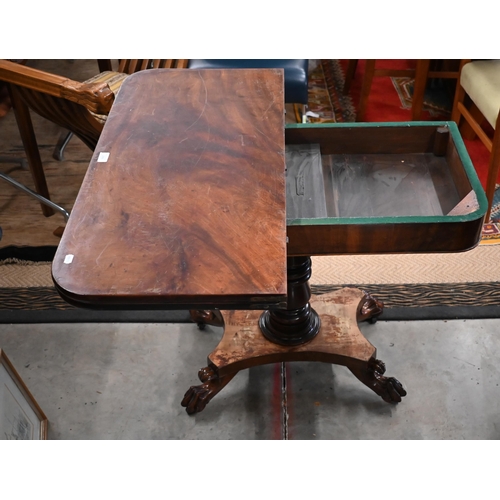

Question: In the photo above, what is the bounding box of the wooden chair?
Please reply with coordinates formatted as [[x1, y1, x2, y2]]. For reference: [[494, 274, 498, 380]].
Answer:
[[53, 59, 189, 159], [343, 59, 462, 122], [0, 59, 116, 218], [0, 59, 187, 219], [451, 59, 500, 222]]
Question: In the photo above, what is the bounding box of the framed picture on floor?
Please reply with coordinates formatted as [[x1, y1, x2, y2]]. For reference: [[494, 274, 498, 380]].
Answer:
[[0, 349, 48, 440]]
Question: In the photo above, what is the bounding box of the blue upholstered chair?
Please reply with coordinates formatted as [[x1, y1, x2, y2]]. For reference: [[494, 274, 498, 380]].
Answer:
[[187, 59, 309, 121]]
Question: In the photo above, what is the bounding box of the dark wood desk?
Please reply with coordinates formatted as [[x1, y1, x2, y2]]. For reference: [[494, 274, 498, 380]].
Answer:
[[53, 69, 487, 415]]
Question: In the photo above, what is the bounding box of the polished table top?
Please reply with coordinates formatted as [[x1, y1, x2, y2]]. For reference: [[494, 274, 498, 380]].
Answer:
[[52, 69, 288, 310]]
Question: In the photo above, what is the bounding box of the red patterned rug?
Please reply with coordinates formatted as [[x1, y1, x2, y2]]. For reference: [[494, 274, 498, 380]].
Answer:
[[308, 60, 450, 122], [391, 77, 452, 119]]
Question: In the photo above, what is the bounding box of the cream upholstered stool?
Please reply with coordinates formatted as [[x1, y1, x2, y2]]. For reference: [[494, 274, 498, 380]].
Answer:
[[451, 59, 500, 221]]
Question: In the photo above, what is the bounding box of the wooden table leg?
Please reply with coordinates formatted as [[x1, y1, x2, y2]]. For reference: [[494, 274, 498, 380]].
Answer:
[[181, 288, 406, 414], [181, 367, 237, 415]]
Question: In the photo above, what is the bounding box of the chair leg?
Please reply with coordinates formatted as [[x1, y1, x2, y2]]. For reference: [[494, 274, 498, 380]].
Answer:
[[450, 59, 476, 138], [451, 60, 470, 124], [357, 60, 376, 122], [484, 114, 500, 222], [451, 81, 466, 124], [8, 84, 54, 217], [53, 130, 74, 161], [452, 87, 484, 142], [459, 102, 485, 141], [411, 59, 430, 121], [343, 59, 358, 95], [0, 171, 70, 222], [97, 59, 113, 72], [0, 156, 27, 169], [292, 104, 308, 123], [293, 103, 301, 123]]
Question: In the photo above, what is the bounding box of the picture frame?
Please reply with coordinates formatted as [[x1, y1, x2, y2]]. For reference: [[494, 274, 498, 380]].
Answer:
[[0, 349, 48, 440]]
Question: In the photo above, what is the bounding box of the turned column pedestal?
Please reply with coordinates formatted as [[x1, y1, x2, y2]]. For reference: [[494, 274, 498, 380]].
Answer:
[[184, 257, 406, 415]]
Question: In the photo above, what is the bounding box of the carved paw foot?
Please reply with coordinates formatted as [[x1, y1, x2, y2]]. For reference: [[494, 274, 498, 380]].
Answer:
[[189, 310, 224, 330], [181, 366, 235, 415], [349, 358, 407, 404], [357, 291, 384, 323], [368, 358, 407, 403]]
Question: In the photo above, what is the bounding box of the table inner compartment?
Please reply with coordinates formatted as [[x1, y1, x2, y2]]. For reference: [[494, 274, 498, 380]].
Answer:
[[286, 144, 461, 219]]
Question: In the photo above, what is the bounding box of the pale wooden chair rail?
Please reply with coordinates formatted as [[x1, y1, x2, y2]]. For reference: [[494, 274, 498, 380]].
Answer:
[[0, 59, 116, 219], [0, 59, 189, 221], [0, 60, 115, 115]]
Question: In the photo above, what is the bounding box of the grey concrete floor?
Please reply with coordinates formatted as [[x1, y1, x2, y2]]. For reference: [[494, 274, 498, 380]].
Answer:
[[1, 317, 499, 439]]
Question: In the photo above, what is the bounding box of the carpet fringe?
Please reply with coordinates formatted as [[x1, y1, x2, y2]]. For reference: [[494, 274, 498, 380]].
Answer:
[[0, 258, 49, 266]]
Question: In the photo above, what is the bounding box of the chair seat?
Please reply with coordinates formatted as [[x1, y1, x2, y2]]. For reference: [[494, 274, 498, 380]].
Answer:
[[187, 59, 309, 104], [461, 60, 500, 129]]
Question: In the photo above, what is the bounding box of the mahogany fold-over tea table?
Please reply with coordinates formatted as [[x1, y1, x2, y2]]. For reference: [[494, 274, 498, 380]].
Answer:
[[52, 69, 487, 415]]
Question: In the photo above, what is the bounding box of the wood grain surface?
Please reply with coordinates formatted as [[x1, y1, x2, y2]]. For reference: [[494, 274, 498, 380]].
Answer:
[[52, 69, 287, 309], [209, 288, 377, 377]]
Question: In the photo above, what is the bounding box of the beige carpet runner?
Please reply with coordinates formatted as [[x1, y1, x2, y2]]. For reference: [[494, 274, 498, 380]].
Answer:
[[2, 243, 500, 312], [2, 244, 498, 289], [311, 245, 499, 285], [1, 259, 54, 287]]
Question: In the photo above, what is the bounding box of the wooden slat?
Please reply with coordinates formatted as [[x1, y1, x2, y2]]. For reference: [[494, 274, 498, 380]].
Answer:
[[8, 84, 54, 216], [127, 59, 138, 73], [458, 102, 493, 151], [116, 59, 189, 72], [117, 59, 127, 73]]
